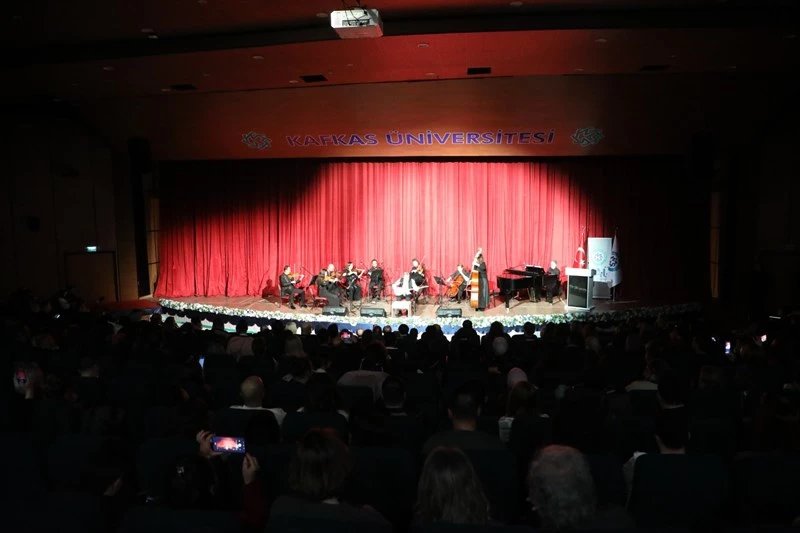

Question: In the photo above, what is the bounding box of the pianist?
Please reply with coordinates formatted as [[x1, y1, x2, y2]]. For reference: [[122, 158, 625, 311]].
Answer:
[[542, 260, 561, 303]]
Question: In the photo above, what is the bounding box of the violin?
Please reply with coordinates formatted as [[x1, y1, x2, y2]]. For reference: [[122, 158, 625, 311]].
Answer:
[[323, 271, 342, 283]]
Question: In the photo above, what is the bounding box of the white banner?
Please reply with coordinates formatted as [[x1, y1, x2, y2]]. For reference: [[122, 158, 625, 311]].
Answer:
[[587, 237, 613, 283]]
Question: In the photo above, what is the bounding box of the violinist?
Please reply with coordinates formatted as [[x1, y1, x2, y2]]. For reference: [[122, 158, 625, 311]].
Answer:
[[367, 259, 384, 302], [446, 264, 470, 301], [343, 261, 363, 302], [317, 267, 341, 307], [410, 258, 425, 287], [279, 265, 306, 309]]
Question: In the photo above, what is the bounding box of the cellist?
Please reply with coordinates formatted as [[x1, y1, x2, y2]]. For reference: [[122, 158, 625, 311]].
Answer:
[[445, 264, 470, 301]]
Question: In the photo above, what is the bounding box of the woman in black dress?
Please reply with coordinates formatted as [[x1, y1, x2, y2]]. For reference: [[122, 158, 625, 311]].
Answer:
[[472, 247, 489, 311]]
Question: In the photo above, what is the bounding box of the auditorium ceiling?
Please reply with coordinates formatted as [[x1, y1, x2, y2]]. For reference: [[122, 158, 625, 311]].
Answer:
[[3, 0, 798, 101], [3, 0, 798, 158]]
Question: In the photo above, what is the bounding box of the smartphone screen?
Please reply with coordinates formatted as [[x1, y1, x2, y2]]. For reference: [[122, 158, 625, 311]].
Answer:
[[198, 356, 205, 369], [724, 341, 731, 355], [760, 334, 767, 343], [14, 369, 27, 384], [211, 436, 246, 454], [340, 331, 350, 339]]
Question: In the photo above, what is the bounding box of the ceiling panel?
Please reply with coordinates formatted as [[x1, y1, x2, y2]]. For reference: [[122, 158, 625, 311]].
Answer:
[[6, 27, 796, 103], [4, 0, 747, 47]]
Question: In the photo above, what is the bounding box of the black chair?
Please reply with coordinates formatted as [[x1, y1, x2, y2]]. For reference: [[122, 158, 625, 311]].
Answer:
[[439, 415, 500, 437], [628, 453, 729, 528], [347, 447, 417, 528], [119, 506, 240, 533], [687, 416, 737, 458], [508, 415, 552, 474], [282, 411, 349, 442], [267, 503, 392, 533], [338, 385, 376, 412], [47, 434, 118, 490], [379, 415, 427, 454], [628, 389, 660, 416], [1, 492, 105, 533], [733, 453, 800, 525], [411, 524, 535, 533], [270, 380, 307, 413], [462, 448, 519, 524], [585, 453, 627, 508], [136, 437, 199, 500], [223, 443, 294, 505], [610, 415, 658, 457], [0, 432, 46, 498]]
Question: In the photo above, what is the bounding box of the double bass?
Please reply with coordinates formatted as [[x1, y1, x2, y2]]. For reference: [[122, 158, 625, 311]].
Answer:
[[470, 247, 483, 309]]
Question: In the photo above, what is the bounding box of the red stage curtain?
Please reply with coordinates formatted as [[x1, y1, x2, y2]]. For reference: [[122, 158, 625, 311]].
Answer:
[[155, 158, 708, 301]]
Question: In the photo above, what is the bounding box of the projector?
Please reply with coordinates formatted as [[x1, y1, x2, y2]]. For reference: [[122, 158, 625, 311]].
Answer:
[[330, 8, 383, 39]]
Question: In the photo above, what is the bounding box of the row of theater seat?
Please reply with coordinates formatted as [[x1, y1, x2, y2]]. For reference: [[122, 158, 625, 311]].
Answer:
[[4, 430, 799, 530]]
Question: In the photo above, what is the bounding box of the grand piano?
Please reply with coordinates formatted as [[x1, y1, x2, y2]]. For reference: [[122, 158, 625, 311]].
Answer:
[[496, 265, 544, 310]]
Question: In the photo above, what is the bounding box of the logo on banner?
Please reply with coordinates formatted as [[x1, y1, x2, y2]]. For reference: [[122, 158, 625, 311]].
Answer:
[[571, 127, 604, 147], [608, 253, 619, 271], [242, 131, 272, 150], [592, 251, 606, 266]]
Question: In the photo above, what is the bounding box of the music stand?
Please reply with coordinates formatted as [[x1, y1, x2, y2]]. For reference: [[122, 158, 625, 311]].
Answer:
[[433, 276, 448, 305]]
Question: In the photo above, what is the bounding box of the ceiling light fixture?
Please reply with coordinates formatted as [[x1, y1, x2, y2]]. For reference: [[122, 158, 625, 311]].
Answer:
[[252, 55, 264, 60], [316, 12, 328, 18], [147, 34, 159, 39], [594, 37, 607, 43], [102, 66, 114, 71], [510, 1, 523, 6], [425, 72, 437, 77], [161, 87, 172, 92], [417, 42, 429, 48], [289, 79, 299, 83]]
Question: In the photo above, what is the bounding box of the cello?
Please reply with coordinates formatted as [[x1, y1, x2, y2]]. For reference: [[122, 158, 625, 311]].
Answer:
[[470, 247, 483, 309], [445, 275, 464, 298]]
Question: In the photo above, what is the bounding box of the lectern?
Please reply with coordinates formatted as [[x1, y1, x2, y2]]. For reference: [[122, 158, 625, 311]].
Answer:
[[564, 268, 596, 311]]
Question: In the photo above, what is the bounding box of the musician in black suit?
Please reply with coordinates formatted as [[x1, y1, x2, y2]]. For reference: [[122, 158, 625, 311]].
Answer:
[[367, 259, 384, 302], [409, 258, 426, 302], [343, 261, 363, 302], [447, 264, 471, 301], [317, 267, 340, 307], [545, 260, 561, 304], [472, 248, 489, 311], [279, 265, 306, 309]]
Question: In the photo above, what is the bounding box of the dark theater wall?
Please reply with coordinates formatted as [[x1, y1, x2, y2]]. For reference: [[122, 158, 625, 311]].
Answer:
[[0, 116, 136, 301], [81, 74, 786, 161]]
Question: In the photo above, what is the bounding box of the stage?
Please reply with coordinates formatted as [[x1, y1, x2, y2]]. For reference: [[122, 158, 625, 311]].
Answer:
[[158, 295, 700, 335]]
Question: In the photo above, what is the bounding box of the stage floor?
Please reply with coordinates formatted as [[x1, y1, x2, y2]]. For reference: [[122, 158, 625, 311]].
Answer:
[[158, 295, 699, 334]]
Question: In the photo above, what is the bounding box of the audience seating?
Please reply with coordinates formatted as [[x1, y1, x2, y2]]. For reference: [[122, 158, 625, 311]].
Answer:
[[461, 448, 519, 524], [282, 411, 350, 442], [338, 384, 376, 411], [4, 295, 799, 532], [348, 447, 418, 527], [733, 453, 800, 525], [136, 438, 199, 500], [119, 506, 240, 533], [628, 453, 729, 528]]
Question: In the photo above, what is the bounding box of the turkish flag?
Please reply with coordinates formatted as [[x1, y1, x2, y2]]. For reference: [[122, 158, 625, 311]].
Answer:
[[573, 245, 586, 268]]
